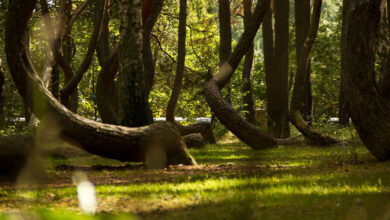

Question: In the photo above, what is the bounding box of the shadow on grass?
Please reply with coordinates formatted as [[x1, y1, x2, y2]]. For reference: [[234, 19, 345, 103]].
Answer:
[[139, 191, 390, 220]]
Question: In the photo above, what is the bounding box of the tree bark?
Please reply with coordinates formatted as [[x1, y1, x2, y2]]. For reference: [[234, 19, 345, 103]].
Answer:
[[242, 0, 255, 123], [166, 0, 187, 122], [218, 0, 232, 104], [342, 0, 390, 161], [117, 0, 152, 127], [5, 0, 196, 166], [290, 0, 339, 146], [204, 0, 277, 150]]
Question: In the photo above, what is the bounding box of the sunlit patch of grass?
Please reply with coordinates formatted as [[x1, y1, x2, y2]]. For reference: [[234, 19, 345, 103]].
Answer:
[[0, 139, 389, 219]]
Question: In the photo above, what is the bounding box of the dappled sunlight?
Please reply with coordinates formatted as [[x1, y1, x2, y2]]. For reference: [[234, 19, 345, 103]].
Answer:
[[0, 142, 389, 219]]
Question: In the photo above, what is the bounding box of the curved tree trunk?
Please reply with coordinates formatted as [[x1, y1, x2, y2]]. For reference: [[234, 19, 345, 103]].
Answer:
[[5, 0, 196, 166], [242, 0, 255, 124], [204, 0, 277, 150], [166, 0, 187, 122], [342, 0, 390, 161], [290, 0, 339, 146]]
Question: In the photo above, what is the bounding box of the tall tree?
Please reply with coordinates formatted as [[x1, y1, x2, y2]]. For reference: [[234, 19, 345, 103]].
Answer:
[[242, 0, 255, 123], [117, 0, 151, 127], [342, 0, 390, 161], [295, 0, 313, 124], [289, 0, 338, 145], [263, 0, 290, 138], [166, 0, 187, 122], [218, 0, 232, 104], [5, 0, 196, 167], [338, 0, 350, 126]]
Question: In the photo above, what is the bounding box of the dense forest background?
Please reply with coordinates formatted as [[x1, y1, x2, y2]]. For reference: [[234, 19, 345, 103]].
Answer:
[[0, 0, 342, 126]]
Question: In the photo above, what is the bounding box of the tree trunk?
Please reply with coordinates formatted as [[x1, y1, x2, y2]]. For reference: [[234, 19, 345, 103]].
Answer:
[[338, 0, 350, 126], [242, 0, 255, 123], [295, 0, 313, 124], [0, 60, 4, 127], [96, 50, 120, 124], [273, 0, 290, 138], [342, 0, 390, 161], [290, 0, 339, 146], [94, 0, 120, 125], [60, 0, 79, 112], [166, 0, 187, 122], [5, 0, 196, 166], [218, 0, 232, 104], [176, 122, 216, 144], [263, 0, 290, 138], [142, 0, 163, 98], [49, 63, 60, 99], [142, 0, 163, 122], [117, 0, 152, 127], [183, 133, 205, 148], [204, 0, 277, 150]]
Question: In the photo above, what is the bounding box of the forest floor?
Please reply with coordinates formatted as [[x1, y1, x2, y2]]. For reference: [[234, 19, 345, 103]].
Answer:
[[0, 130, 389, 219]]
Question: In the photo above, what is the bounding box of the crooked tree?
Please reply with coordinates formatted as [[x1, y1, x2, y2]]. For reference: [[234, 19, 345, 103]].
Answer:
[[5, 0, 196, 167], [289, 0, 339, 146], [342, 0, 390, 161], [204, 0, 277, 150]]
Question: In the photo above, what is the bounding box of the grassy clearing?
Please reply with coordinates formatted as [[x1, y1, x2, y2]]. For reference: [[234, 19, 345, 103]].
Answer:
[[0, 137, 389, 219]]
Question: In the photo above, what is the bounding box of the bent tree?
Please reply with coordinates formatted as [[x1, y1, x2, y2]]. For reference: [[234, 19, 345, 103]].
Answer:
[[342, 0, 390, 161], [204, 0, 277, 150], [289, 0, 339, 146], [5, 0, 196, 166]]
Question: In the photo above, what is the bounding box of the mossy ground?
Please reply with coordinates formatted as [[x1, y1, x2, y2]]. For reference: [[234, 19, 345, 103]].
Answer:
[[0, 130, 389, 220]]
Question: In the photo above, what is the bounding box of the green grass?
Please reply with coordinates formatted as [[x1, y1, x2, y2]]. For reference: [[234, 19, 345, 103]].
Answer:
[[0, 140, 389, 219]]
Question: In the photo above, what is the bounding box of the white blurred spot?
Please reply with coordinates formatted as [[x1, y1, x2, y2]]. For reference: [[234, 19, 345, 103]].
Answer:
[[73, 172, 97, 214]]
